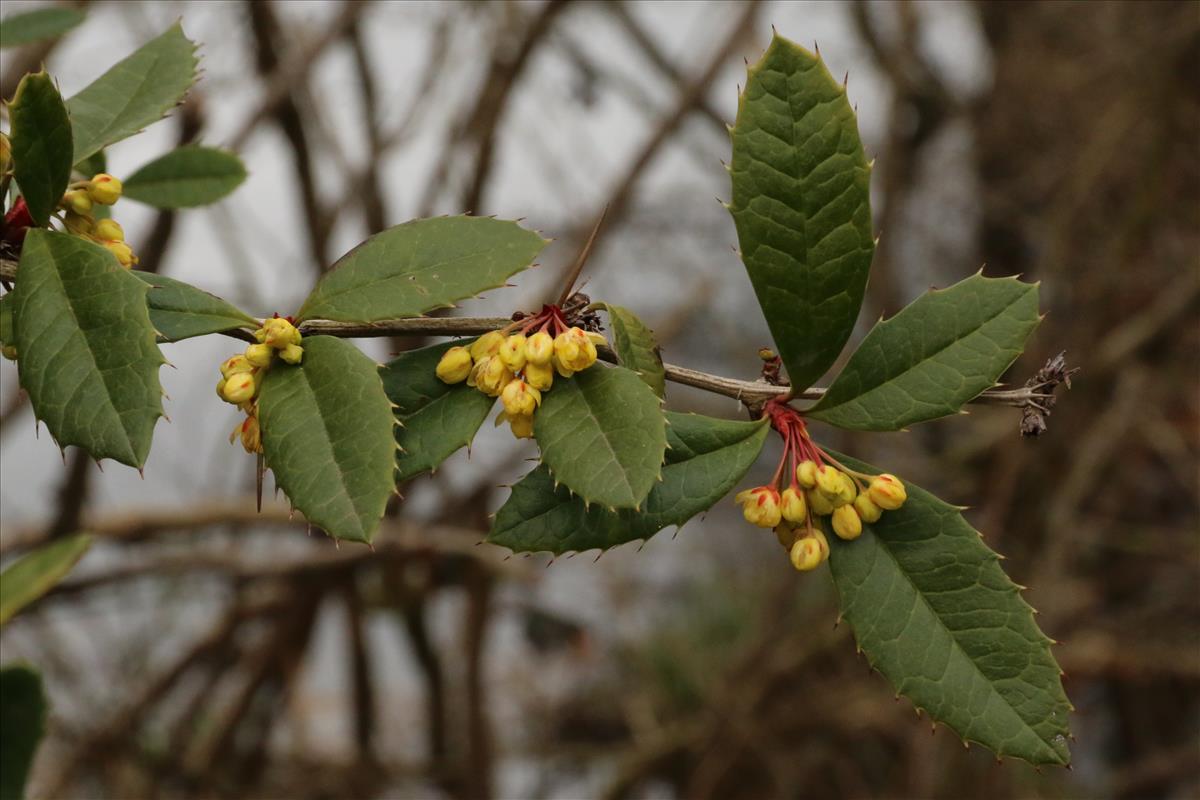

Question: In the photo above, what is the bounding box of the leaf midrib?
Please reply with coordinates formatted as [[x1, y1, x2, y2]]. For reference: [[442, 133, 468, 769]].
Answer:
[[298, 365, 364, 539], [572, 373, 640, 503]]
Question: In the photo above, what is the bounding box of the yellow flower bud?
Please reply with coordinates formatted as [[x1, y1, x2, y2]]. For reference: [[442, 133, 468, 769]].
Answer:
[[795, 459, 819, 489], [470, 330, 505, 361], [816, 465, 843, 499], [790, 536, 824, 571], [552, 352, 575, 379], [1, 344, 17, 361], [93, 218, 124, 242], [508, 412, 535, 439], [525, 331, 554, 366], [87, 173, 123, 205], [774, 523, 797, 550], [780, 486, 807, 523], [554, 327, 596, 372], [807, 489, 835, 516], [499, 334, 527, 372], [868, 474, 907, 510], [230, 414, 262, 454], [524, 360, 554, 391], [261, 317, 300, 349], [245, 344, 273, 368], [221, 372, 256, 404], [475, 356, 511, 396], [63, 211, 93, 236], [216, 377, 226, 399], [734, 486, 782, 528], [103, 240, 136, 268], [853, 493, 882, 523], [501, 379, 540, 417], [837, 472, 857, 504], [220, 354, 254, 378], [831, 504, 863, 541], [279, 343, 304, 365], [436, 346, 473, 383], [809, 527, 831, 561], [63, 189, 93, 215]]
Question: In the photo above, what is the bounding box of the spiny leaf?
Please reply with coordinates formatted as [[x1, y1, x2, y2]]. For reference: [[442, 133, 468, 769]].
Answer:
[[0, 666, 47, 800], [533, 365, 667, 510], [67, 23, 199, 164], [258, 336, 396, 543], [131, 272, 258, 343], [0, 7, 85, 48], [9, 72, 73, 225], [12, 230, 165, 467], [808, 274, 1040, 430], [123, 145, 247, 208], [825, 449, 1071, 766], [379, 339, 495, 481], [491, 413, 768, 554], [295, 216, 546, 323], [0, 534, 91, 626], [729, 33, 874, 391], [597, 303, 665, 398]]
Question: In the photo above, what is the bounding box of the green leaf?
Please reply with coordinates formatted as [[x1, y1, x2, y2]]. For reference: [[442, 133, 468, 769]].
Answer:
[[12, 230, 165, 467], [131, 272, 258, 343], [533, 365, 666, 510], [491, 413, 768, 554], [66, 23, 199, 164], [0, 7, 85, 48], [0, 666, 46, 800], [808, 274, 1040, 430], [8, 72, 73, 225], [0, 534, 91, 626], [295, 216, 547, 323], [598, 303, 665, 398], [258, 336, 396, 543], [123, 145, 247, 208], [0, 292, 12, 348], [74, 149, 106, 178], [729, 33, 875, 391], [825, 450, 1070, 766], [379, 339, 496, 481]]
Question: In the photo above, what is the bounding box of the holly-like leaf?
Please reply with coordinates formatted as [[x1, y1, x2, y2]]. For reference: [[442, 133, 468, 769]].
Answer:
[[729, 33, 874, 391], [258, 336, 396, 543], [825, 450, 1071, 766], [380, 339, 495, 481], [0, 7, 85, 48], [491, 413, 768, 554], [598, 303, 665, 398], [8, 72, 73, 225], [808, 274, 1040, 430], [0, 666, 47, 800], [533, 365, 666, 510], [295, 216, 546, 323], [123, 145, 247, 208], [12, 230, 165, 467], [0, 534, 91, 626], [131, 272, 258, 343], [67, 23, 199, 164]]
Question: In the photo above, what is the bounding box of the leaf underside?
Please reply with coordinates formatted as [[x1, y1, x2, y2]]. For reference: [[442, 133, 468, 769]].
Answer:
[[123, 145, 247, 208], [131, 272, 258, 343], [258, 335, 396, 543], [296, 216, 547, 324], [729, 33, 875, 392], [66, 23, 199, 164], [0, 534, 92, 625], [0, 7, 85, 48], [599, 303, 666, 398], [379, 339, 495, 481], [9, 72, 73, 225], [0, 666, 47, 800], [533, 365, 667, 510], [809, 273, 1041, 430], [825, 449, 1071, 766], [13, 230, 165, 467], [491, 412, 769, 554]]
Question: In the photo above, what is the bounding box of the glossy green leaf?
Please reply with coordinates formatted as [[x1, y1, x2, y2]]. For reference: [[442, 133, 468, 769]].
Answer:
[[729, 33, 874, 391], [0, 666, 46, 800], [0, 7, 84, 48], [258, 336, 396, 543], [533, 365, 666, 509], [491, 413, 768, 554], [123, 145, 247, 208], [0, 534, 91, 625], [598, 303, 665, 398], [131, 272, 258, 343], [380, 339, 495, 481], [8, 72, 73, 225], [12, 230, 165, 467], [74, 149, 106, 178], [825, 450, 1070, 766], [67, 23, 199, 164], [296, 216, 546, 323], [808, 274, 1040, 430]]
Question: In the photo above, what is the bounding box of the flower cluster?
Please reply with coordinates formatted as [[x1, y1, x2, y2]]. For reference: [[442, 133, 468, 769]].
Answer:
[[435, 304, 602, 438], [735, 399, 908, 573], [214, 317, 304, 454], [59, 173, 139, 268]]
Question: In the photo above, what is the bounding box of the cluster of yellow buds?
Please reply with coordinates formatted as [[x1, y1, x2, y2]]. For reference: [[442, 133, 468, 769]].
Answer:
[[58, 174, 138, 267], [435, 305, 602, 439], [735, 399, 908, 574], [214, 317, 303, 454]]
